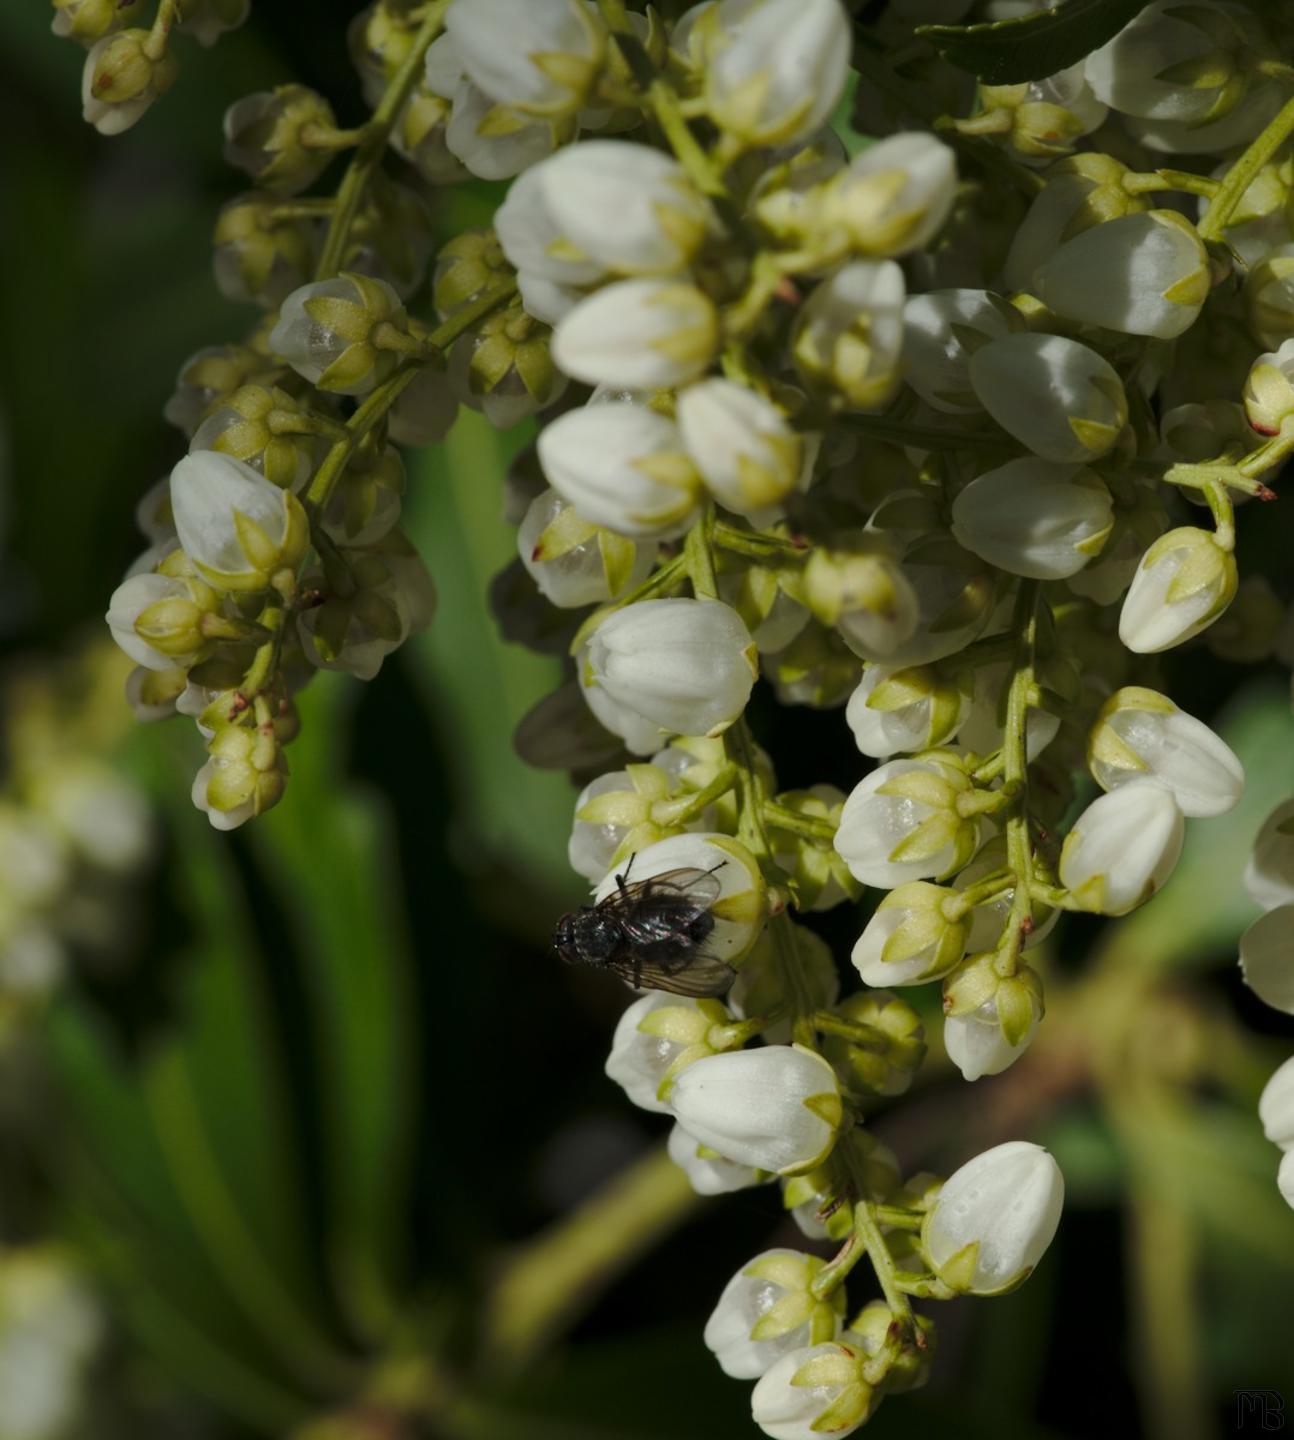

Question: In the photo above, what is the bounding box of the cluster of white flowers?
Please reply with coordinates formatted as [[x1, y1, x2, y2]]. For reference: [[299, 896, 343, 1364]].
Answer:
[[93, 0, 1294, 1426]]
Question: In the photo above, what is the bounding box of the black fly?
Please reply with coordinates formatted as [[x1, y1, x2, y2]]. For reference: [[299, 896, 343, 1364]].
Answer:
[[552, 857, 735, 997]]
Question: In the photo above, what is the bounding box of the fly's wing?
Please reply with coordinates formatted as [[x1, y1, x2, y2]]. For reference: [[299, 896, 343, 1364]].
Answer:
[[605, 950, 735, 998], [600, 866, 723, 924]]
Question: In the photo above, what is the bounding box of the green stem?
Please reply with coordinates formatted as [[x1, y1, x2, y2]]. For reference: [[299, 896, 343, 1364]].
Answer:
[[314, 0, 451, 279], [812, 1011, 890, 1052], [995, 582, 1041, 977], [852, 1200, 914, 1326], [1198, 90, 1294, 241], [762, 802, 838, 843], [483, 1145, 699, 1373]]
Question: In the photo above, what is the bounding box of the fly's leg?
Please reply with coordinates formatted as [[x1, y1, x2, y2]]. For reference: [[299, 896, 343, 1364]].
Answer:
[[616, 850, 637, 895]]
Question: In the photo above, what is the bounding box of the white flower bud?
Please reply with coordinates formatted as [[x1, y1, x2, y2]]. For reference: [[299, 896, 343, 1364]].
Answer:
[[212, 194, 317, 308], [704, 1249, 844, 1380], [1259, 1056, 1294, 1151], [444, 0, 605, 118], [922, 1141, 1063, 1295], [105, 570, 217, 672], [222, 85, 338, 196], [846, 663, 968, 759], [538, 399, 702, 539], [1118, 526, 1237, 653], [1085, 0, 1257, 126], [192, 725, 288, 831], [968, 334, 1127, 462], [552, 278, 719, 389], [520, 142, 715, 277], [852, 881, 968, 986], [706, 0, 851, 149], [834, 756, 980, 889], [1087, 687, 1243, 818], [1059, 780, 1185, 916], [593, 831, 767, 966], [668, 1122, 767, 1195], [1245, 799, 1294, 911], [1034, 211, 1209, 339], [943, 997, 1039, 1081], [1242, 337, 1294, 436], [567, 759, 708, 884], [170, 452, 308, 592], [604, 991, 733, 1113], [951, 460, 1113, 581], [298, 537, 434, 680], [793, 261, 905, 411], [585, 598, 758, 740], [901, 288, 1022, 414], [677, 379, 802, 518], [81, 28, 178, 135], [1239, 905, 1294, 1015], [803, 538, 920, 661], [669, 1044, 843, 1174], [494, 162, 608, 289], [268, 273, 408, 396], [750, 1341, 876, 1440], [823, 131, 958, 258], [53, 0, 147, 44], [518, 489, 656, 608], [443, 75, 560, 180]]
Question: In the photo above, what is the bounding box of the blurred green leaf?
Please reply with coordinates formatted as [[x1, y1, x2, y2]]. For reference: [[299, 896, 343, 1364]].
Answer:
[[403, 410, 581, 906], [1104, 684, 1294, 971], [251, 671, 417, 1341]]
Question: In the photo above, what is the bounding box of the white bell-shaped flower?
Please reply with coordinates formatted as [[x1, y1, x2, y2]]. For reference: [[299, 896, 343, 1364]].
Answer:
[[851, 881, 968, 987], [944, 1000, 1039, 1082], [1085, 0, 1257, 125], [584, 598, 758, 740], [846, 663, 969, 759], [704, 1249, 844, 1381], [670, 1044, 842, 1174], [1239, 905, 1294, 1015], [668, 1122, 767, 1195], [750, 1341, 876, 1440], [823, 131, 958, 258], [922, 1140, 1064, 1294], [1118, 526, 1237, 653], [604, 991, 732, 1114], [268, 273, 407, 396], [901, 289, 1022, 413], [1059, 780, 1185, 916], [517, 489, 656, 608], [444, 0, 605, 118], [1245, 799, 1294, 911], [1034, 211, 1209, 339], [677, 379, 802, 518], [1241, 337, 1294, 436], [81, 28, 177, 135], [105, 571, 214, 672], [1087, 686, 1243, 818], [793, 261, 905, 411], [969, 333, 1127, 462], [1003, 154, 1141, 292], [593, 831, 767, 965], [537, 399, 702, 539], [518, 141, 715, 277], [951, 460, 1113, 580], [444, 75, 559, 180], [169, 452, 308, 592], [834, 756, 979, 889], [552, 278, 719, 389], [706, 0, 851, 149], [1259, 1056, 1294, 1151], [494, 161, 609, 288]]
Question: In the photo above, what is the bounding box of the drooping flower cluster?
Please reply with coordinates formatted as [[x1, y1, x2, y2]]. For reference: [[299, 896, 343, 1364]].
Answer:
[[97, 0, 1294, 1430]]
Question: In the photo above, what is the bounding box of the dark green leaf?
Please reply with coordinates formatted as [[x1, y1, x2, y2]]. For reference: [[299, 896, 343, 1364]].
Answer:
[[916, 0, 1145, 84]]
